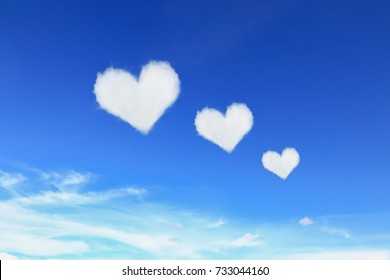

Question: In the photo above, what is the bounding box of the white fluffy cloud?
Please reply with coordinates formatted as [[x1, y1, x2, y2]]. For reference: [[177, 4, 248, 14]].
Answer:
[[262, 147, 300, 179], [299, 216, 314, 226], [0, 170, 26, 190], [93, 61, 180, 134], [195, 103, 253, 153]]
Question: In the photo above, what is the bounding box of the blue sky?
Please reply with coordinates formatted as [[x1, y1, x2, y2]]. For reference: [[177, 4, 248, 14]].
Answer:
[[0, 0, 389, 259]]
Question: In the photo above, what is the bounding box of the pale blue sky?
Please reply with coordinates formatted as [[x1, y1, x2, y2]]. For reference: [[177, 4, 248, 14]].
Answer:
[[0, 0, 389, 259]]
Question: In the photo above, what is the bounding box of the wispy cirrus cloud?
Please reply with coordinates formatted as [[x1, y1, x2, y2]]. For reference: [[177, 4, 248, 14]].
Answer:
[[0, 231, 89, 257], [207, 217, 226, 228], [14, 187, 147, 206], [1, 165, 389, 260], [321, 226, 352, 239], [40, 170, 93, 190], [298, 216, 351, 238], [0, 170, 26, 190], [1, 188, 390, 259], [0, 193, 197, 258], [229, 233, 261, 248], [159, 221, 183, 229], [0, 172, 254, 259]]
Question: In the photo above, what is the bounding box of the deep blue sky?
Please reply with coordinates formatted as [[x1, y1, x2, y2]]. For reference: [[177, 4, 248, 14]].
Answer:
[[0, 0, 389, 259]]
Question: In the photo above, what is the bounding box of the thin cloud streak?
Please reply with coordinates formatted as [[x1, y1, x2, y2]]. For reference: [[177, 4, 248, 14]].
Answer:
[[229, 233, 261, 248], [13, 187, 147, 206], [0, 170, 26, 190], [207, 218, 226, 228], [40, 171, 93, 190]]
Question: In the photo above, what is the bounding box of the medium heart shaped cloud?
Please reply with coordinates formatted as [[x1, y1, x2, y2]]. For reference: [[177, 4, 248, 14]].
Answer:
[[93, 61, 180, 134], [195, 103, 254, 153], [262, 148, 300, 179]]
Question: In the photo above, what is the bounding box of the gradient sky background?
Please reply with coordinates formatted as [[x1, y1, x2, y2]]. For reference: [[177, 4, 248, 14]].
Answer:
[[0, 0, 389, 260]]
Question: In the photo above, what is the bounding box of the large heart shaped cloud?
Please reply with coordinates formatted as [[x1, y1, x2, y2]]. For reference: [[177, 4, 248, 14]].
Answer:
[[195, 103, 254, 153], [262, 147, 300, 179], [93, 61, 180, 134]]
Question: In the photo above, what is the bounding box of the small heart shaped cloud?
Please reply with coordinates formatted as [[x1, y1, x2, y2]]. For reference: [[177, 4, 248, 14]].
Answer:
[[262, 148, 300, 179], [93, 61, 180, 134], [195, 103, 254, 153]]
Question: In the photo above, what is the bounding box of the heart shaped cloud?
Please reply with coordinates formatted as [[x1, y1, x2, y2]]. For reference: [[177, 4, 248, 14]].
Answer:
[[195, 103, 254, 153], [93, 61, 180, 134], [262, 147, 300, 179]]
